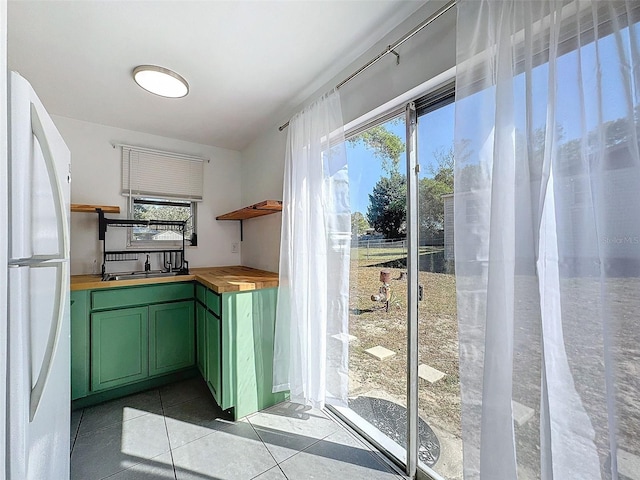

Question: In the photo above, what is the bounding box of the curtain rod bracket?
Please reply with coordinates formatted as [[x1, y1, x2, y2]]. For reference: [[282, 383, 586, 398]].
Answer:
[[388, 46, 400, 65]]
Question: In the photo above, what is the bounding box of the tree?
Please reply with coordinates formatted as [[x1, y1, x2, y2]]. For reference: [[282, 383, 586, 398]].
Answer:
[[367, 173, 407, 239], [419, 145, 456, 242], [133, 204, 190, 222], [347, 124, 405, 175], [351, 212, 370, 236]]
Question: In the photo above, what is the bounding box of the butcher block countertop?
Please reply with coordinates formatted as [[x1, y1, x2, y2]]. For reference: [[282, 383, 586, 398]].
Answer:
[[70, 266, 279, 293]]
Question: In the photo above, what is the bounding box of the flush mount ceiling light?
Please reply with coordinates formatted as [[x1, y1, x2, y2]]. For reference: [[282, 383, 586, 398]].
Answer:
[[133, 65, 189, 98]]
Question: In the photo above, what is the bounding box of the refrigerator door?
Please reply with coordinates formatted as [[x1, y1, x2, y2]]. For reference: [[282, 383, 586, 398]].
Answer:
[[7, 72, 70, 480], [7, 263, 70, 480], [9, 71, 70, 263]]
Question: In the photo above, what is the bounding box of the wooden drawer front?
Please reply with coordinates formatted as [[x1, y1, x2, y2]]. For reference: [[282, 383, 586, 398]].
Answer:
[[195, 283, 206, 305], [205, 289, 221, 316], [91, 282, 194, 310]]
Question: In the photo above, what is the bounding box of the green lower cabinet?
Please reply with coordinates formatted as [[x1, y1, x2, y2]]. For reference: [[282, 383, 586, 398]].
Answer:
[[71, 280, 286, 416], [205, 310, 221, 404], [149, 301, 195, 376], [91, 306, 149, 391], [71, 290, 90, 400], [196, 302, 207, 378]]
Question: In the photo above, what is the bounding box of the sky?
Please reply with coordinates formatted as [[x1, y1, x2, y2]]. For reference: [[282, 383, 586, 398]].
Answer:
[[346, 103, 455, 214]]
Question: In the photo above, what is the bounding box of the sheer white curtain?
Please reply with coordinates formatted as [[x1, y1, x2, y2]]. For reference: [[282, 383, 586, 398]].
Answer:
[[455, 1, 640, 478], [272, 89, 350, 409]]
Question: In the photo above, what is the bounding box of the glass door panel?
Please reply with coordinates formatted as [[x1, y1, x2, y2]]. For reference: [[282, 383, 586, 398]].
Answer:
[[343, 115, 410, 461], [416, 97, 463, 479]]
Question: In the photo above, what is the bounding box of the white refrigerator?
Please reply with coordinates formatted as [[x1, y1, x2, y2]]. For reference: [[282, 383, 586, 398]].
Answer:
[[6, 71, 71, 479]]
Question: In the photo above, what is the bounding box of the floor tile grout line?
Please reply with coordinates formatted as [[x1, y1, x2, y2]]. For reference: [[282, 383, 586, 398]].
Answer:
[[95, 389, 172, 480], [70, 408, 84, 456], [270, 415, 405, 479], [275, 464, 290, 480], [163, 412, 240, 452], [74, 410, 158, 440], [323, 410, 409, 479], [74, 390, 165, 439], [248, 406, 343, 468], [158, 389, 179, 480], [246, 417, 284, 478]]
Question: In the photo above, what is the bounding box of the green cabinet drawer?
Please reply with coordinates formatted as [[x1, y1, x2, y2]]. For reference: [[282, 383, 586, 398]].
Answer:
[[91, 306, 149, 391], [91, 282, 194, 310], [71, 290, 90, 400], [149, 301, 195, 376], [205, 289, 221, 317]]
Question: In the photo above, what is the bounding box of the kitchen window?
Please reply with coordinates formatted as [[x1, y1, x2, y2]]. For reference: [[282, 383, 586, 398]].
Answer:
[[129, 197, 196, 247], [118, 144, 205, 248]]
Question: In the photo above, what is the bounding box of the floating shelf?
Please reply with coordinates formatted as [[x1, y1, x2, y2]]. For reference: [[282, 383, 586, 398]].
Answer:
[[216, 200, 282, 220], [216, 200, 282, 240], [71, 203, 120, 214]]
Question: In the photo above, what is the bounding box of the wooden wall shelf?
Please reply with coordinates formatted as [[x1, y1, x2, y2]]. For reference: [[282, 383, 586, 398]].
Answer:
[[216, 200, 282, 240], [71, 204, 120, 214]]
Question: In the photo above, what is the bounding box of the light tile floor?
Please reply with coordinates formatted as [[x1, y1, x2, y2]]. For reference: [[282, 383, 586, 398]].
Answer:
[[70, 377, 405, 480]]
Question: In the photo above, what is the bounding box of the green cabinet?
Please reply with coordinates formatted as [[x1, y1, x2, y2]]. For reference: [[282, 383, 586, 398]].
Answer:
[[195, 302, 207, 378], [71, 282, 196, 403], [149, 301, 195, 376], [206, 310, 221, 403], [71, 290, 90, 400], [196, 287, 222, 405], [91, 306, 149, 391], [71, 279, 286, 418]]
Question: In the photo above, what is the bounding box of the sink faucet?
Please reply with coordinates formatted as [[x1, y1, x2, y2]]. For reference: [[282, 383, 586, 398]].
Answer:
[[144, 254, 151, 272]]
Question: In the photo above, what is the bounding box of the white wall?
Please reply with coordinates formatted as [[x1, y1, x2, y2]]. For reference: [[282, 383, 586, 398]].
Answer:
[[52, 115, 243, 275], [240, 1, 456, 272]]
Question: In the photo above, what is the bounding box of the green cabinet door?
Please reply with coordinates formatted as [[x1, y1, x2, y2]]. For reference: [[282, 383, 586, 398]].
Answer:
[[196, 302, 207, 378], [91, 306, 149, 391], [206, 310, 221, 404], [71, 290, 90, 400], [149, 301, 195, 376]]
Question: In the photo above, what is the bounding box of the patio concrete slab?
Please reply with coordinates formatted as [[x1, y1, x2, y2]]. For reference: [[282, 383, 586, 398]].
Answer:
[[619, 448, 640, 480], [332, 333, 357, 343], [418, 364, 446, 384], [365, 346, 396, 361], [512, 400, 534, 427]]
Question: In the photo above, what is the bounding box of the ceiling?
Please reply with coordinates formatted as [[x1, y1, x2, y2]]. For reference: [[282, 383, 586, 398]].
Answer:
[[8, 1, 425, 151]]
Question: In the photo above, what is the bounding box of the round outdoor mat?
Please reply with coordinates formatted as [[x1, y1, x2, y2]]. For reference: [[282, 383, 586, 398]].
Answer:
[[348, 396, 440, 467]]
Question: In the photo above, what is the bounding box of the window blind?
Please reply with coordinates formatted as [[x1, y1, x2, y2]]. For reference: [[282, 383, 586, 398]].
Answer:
[[121, 145, 204, 201]]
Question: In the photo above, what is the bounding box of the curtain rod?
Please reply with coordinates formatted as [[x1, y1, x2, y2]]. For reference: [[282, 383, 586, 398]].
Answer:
[[112, 143, 210, 163], [278, 0, 456, 132]]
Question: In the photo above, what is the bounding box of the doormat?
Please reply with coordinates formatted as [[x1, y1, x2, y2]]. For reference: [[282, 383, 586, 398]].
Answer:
[[348, 396, 440, 467]]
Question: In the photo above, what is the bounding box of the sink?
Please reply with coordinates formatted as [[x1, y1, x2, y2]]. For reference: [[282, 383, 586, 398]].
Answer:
[[102, 271, 187, 281]]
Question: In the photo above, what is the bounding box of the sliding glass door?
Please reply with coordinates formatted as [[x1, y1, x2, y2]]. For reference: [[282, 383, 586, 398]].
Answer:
[[415, 92, 462, 480], [333, 85, 462, 479], [342, 114, 410, 463]]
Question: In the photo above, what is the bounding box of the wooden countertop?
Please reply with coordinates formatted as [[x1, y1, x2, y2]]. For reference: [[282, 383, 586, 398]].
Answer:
[[70, 266, 279, 293]]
